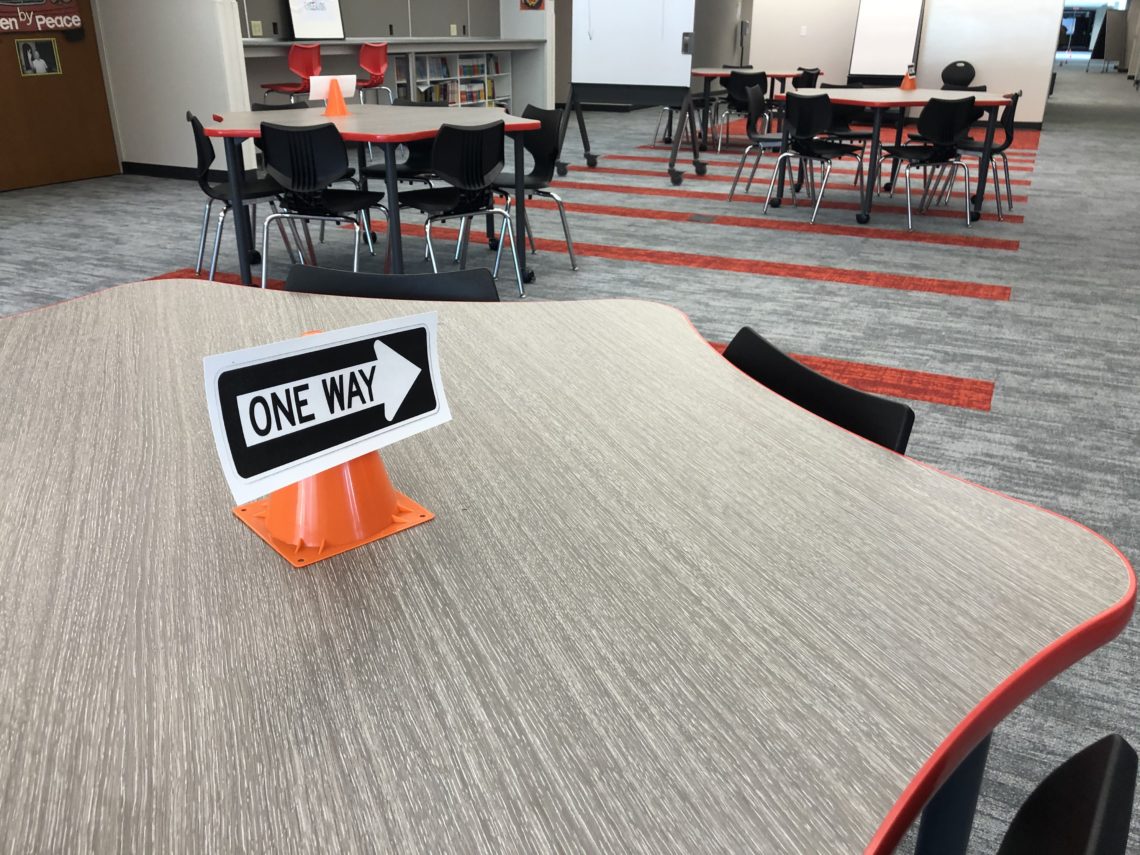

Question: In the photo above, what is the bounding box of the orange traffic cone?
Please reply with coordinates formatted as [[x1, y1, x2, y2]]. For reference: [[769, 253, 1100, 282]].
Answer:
[[234, 452, 433, 568], [324, 78, 349, 117], [900, 71, 917, 91]]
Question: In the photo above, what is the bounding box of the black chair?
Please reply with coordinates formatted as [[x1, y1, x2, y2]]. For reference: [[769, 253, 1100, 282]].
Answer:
[[762, 92, 864, 224], [285, 265, 500, 301], [728, 85, 784, 202], [490, 104, 578, 271], [186, 111, 289, 281], [362, 98, 447, 188], [722, 327, 915, 453], [793, 67, 821, 88], [820, 82, 870, 187], [397, 120, 525, 297], [958, 90, 1021, 215], [880, 97, 977, 230], [941, 60, 976, 89], [715, 70, 768, 151], [258, 121, 387, 284], [996, 735, 1137, 855]]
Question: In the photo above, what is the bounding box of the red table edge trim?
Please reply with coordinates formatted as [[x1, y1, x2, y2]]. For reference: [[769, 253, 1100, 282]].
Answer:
[[773, 92, 1011, 108], [203, 117, 541, 142]]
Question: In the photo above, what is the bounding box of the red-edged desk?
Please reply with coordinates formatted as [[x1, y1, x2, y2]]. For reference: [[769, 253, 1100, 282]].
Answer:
[[204, 104, 541, 286], [771, 87, 1012, 224], [666, 69, 820, 184]]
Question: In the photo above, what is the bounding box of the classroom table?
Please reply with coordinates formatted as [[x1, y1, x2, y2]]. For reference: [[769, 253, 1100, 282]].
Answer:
[[204, 104, 541, 286], [0, 280, 1133, 854], [770, 87, 1012, 224], [666, 69, 816, 184]]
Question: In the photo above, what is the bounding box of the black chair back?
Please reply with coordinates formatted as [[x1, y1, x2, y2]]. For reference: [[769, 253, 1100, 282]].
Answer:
[[996, 735, 1137, 855], [251, 101, 310, 111], [260, 121, 350, 194], [186, 112, 216, 192], [430, 121, 505, 191], [519, 104, 562, 183], [819, 82, 864, 130], [722, 327, 915, 454], [915, 97, 977, 147], [744, 85, 771, 142], [995, 90, 1022, 151], [785, 92, 833, 140], [793, 67, 821, 88], [285, 265, 500, 301], [941, 60, 976, 88], [724, 71, 767, 111]]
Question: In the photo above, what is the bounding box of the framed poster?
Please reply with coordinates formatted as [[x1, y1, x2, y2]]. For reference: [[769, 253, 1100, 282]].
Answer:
[[287, 0, 344, 40], [16, 36, 61, 76]]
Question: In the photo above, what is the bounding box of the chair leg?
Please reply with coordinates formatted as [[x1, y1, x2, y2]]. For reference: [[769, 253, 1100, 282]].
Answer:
[[1001, 153, 1013, 210], [352, 220, 362, 272], [361, 209, 376, 255], [208, 205, 230, 281], [496, 212, 525, 298], [381, 86, 394, 104], [728, 144, 754, 202], [991, 161, 1004, 221], [653, 108, 666, 145], [904, 166, 914, 231], [194, 199, 214, 274], [763, 152, 792, 214], [269, 202, 293, 260], [454, 217, 469, 263], [302, 221, 318, 265], [424, 218, 439, 272], [260, 213, 276, 287], [539, 189, 578, 270], [319, 220, 326, 244], [958, 161, 972, 228], [745, 147, 765, 193], [287, 219, 307, 264], [522, 206, 537, 254], [809, 161, 832, 225]]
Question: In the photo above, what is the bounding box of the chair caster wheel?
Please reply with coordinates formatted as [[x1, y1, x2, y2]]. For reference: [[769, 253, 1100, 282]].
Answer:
[[770, 199, 782, 209], [883, 182, 893, 193], [556, 161, 568, 176], [488, 238, 499, 251], [694, 162, 708, 176], [523, 269, 536, 284], [662, 136, 673, 145], [585, 154, 598, 168], [669, 170, 683, 186], [856, 213, 870, 224], [248, 250, 262, 265]]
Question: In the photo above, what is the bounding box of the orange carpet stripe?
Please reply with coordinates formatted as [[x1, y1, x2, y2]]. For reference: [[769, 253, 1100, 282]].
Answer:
[[570, 164, 1031, 204], [636, 143, 1038, 166], [523, 197, 1020, 251], [708, 341, 994, 411], [549, 178, 1026, 224]]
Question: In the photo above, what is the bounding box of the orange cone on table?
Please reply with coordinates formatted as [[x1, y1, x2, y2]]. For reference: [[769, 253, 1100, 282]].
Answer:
[[324, 78, 349, 117], [900, 70, 917, 91]]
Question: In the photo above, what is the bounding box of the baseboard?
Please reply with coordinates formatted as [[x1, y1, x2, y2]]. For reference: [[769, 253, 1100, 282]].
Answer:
[[122, 162, 258, 183], [557, 102, 635, 113]]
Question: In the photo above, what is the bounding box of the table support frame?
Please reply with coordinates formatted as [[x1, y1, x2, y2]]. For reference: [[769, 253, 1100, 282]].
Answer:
[[913, 732, 992, 855]]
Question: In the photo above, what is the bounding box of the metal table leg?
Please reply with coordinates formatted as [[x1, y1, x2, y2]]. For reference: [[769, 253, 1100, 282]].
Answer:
[[223, 136, 254, 286], [857, 107, 884, 224], [884, 109, 906, 192], [666, 92, 706, 185], [699, 76, 714, 150], [514, 133, 534, 286], [769, 111, 792, 208], [383, 142, 403, 273], [914, 733, 992, 855], [971, 106, 1000, 223]]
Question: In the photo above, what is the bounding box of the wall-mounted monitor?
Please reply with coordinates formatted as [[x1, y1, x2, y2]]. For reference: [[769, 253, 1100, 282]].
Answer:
[[288, 0, 345, 40]]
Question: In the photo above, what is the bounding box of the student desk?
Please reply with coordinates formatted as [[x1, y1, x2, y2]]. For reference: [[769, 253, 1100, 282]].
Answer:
[[771, 88, 1012, 224], [204, 104, 541, 285], [0, 280, 1132, 854], [665, 69, 818, 184]]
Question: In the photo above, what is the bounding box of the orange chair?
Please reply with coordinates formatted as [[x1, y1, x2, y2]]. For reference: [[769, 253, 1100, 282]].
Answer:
[[260, 43, 321, 102], [356, 42, 393, 104]]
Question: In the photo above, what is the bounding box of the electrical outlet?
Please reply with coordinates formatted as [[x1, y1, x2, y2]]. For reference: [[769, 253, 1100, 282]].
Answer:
[[800, 25, 807, 36], [250, 19, 263, 37], [450, 23, 457, 36]]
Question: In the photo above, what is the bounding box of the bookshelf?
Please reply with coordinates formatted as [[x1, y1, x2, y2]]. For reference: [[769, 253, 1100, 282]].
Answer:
[[412, 51, 512, 109]]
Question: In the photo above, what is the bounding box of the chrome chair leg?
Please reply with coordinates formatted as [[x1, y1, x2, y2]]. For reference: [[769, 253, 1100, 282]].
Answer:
[[208, 204, 230, 281], [809, 161, 832, 225], [352, 219, 362, 272], [958, 161, 972, 228], [728, 143, 754, 201], [381, 86, 394, 104], [498, 212, 525, 297], [763, 152, 793, 214], [454, 217, 469, 263], [537, 189, 578, 270], [360, 209, 376, 255], [424, 218, 440, 272], [287, 218, 307, 264], [1001, 152, 1013, 210], [745, 148, 766, 193], [904, 166, 914, 231], [991, 161, 1004, 221], [260, 212, 278, 287], [522, 207, 537, 254], [195, 199, 214, 274]]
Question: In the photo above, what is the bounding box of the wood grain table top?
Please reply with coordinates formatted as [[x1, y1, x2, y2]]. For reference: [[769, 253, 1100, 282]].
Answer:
[[785, 87, 1012, 109], [0, 281, 1132, 853], [204, 103, 541, 142]]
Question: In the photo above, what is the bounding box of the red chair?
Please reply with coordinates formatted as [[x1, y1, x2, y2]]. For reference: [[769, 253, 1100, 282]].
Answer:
[[356, 42, 393, 104], [260, 43, 321, 102]]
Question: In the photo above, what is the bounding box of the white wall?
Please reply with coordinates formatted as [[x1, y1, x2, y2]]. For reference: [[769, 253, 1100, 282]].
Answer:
[[501, 0, 555, 109], [92, 0, 253, 169], [916, 0, 1064, 125], [748, 0, 859, 79]]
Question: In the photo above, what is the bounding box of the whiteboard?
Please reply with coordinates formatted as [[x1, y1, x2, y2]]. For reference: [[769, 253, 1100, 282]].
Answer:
[[849, 0, 923, 76], [288, 0, 345, 40], [572, 0, 695, 87]]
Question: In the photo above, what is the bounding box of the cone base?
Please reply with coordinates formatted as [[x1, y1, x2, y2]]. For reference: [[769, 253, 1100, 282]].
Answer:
[[234, 491, 433, 568]]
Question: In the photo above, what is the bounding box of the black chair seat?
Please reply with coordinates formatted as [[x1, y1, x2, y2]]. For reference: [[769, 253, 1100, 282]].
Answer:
[[283, 187, 383, 217], [399, 186, 491, 217], [794, 140, 861, 160], [205, 175, 284, 203], [490, 173, 552, 192], [363, 160, 434, 182], [827, 128, 873, 141], [285, 265, 500, 301], [882, 143, 958, 164]]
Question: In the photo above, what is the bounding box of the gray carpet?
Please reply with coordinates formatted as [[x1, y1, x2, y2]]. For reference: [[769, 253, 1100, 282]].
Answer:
[[0, 64, 1137, 852]]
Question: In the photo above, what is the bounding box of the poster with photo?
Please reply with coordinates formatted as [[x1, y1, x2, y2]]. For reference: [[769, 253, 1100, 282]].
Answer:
[[16, 37, 61, 76], [288, 0, 344, 40]]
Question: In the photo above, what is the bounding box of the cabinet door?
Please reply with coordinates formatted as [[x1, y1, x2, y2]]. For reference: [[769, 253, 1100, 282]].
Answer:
[[342, 0, 411, 38], [411, 0, 468, 36], [467, 0, 501, 38]]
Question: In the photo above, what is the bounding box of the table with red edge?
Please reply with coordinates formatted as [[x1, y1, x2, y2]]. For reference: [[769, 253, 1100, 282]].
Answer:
[[204, 104, 541, 286], [770, 87, 1012, 224], [666, 69, 821, 184]]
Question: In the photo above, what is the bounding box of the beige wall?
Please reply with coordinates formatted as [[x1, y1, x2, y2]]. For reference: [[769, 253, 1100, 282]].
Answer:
[[916, 0, 1064, 124], [747, 0, 859, 79]]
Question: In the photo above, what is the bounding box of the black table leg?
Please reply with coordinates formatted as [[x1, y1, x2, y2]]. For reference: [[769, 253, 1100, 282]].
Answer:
[[383, 142, 403, 273], [858, 107, 884, 224], [554, 84, 598, 175], [223, 136, 253, 286], [357, 142, 375, 238], [666, 92, 705, 184], [699, 76, 713, 150], [914, 733, 992, 855], [514, 133, 534, 286], [885, 109, 906, 192], [971, 106, 1000, 223], [770, 111, 792, 208]]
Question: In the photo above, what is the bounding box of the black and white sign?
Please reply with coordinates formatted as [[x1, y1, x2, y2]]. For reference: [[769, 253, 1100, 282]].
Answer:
[[203, 313, 449, 504]]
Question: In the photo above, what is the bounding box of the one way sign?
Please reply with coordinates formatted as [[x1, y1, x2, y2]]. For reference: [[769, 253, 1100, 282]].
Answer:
[[203, 312, 450, 504]]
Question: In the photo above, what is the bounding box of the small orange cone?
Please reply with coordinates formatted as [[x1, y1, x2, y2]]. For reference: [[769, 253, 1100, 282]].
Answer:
[[324, 78, 349, 117], [900, 71, 917, 91], [234, 452, 433, 568]]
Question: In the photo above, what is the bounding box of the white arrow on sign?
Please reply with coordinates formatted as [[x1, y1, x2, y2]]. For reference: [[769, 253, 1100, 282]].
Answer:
[[236, 338, 423, 448]]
